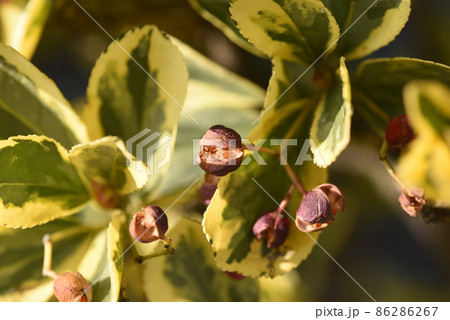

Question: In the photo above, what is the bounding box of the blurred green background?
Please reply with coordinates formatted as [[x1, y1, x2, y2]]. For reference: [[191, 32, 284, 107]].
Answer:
[[24, 0, 450, 301]]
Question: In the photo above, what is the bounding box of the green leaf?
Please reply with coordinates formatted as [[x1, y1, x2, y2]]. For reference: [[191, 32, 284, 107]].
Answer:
[[69, 136, 148, 196], [75, 227, 112, 302], [326, 0, 411, 60], [84, 25, 188, 191], [188, 0, 264, 57], [142, 217, 260, 301], [397, 81, 450, 203], [258, 270, 303, 301], [353, 58, 450, 136], [0, 0, 51, 59], [230, 0, 339, 65], [264, 58, 313, 112], [310, 57, 352, 167], [84, 25, 187, 142], [0, 43, 89, 149], [204, 99, 327, 277], [0, 220, 93, 301], [0, 135, 90, 228], [148, 37, 263, 199], [106, 212, 124, 302]]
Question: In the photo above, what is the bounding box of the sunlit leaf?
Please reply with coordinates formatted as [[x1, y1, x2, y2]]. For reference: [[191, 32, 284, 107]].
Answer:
[[0, 135, 90, 229], [76, 227, 112, 302], [0, 43, 89, 149], [263, 58, 312, 112], [353, 58, 450, 136], [258, 270, 303, 301], [106, 212, 124, 302], [143, 217, 260, 301], [0, 220, 93, 301], [324, 0, 411, 60], [310, 57, 352, 167], [69, 136, 148, 196], [84, 25, 188, 190], [188, 0, 264, 57], [397, 81, 450, 203], [0, 0, 51, 59], [230, 0, 339, 65]]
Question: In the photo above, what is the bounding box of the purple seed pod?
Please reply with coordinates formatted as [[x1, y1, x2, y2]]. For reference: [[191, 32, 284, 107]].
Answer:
[[252, 211, 290, 249], [315, 183, 345, 215], [196, 125, 244, 176], [296, 184, 345, 233], [129, 206, 168, 243]]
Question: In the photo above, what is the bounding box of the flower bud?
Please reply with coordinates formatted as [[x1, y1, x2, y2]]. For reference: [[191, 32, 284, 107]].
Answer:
[[200, 174, 221, 206], [398, 187, 426, 218], [53, 272, 92, 302], [196, 125, 244, 176], [385, 115, 415, 152], [129, 206, 168, 243], [296, 184, 345, 232], [252, 211, 290, 248], [224, 271, 246, 281]]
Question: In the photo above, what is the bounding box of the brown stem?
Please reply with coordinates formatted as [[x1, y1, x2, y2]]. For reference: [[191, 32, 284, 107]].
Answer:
[[245, 140, 308, 195], [283, 161, 308, 195], [276, 184, 295, 214], [379, 140, 405, 188], [243, 144, 280, 156]]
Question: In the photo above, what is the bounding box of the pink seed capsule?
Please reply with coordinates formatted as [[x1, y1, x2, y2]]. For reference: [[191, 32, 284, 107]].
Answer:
[[129, 206, 168, 243], [53, 272, 92, 302], [398, 187, 426, 218]]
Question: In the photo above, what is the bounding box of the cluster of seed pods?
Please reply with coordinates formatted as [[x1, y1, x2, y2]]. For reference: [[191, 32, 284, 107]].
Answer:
[[196, 125, 346, 251]]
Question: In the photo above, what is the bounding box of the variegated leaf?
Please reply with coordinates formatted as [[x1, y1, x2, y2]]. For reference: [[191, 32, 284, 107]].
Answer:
[[397, 81, 450, 203], [105, 212, 124, 302], [0, 0, 51, 59], [188, 0, 264, 57], [0, 220, 93, 301], [69, 136, 148, 196], [310, 57, 352, 167], [0, 135, 89, 228], [84, 25, 187, 142], [0, 43, 89, 149], [84, 25, 188, 190], [323, 0, 411, 60], [230, 0, 339, 65], [263, 58, 311, 112], [143, 217, 260, 301], [353, 58, 450, 136], [75, 227, 112, 302]]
